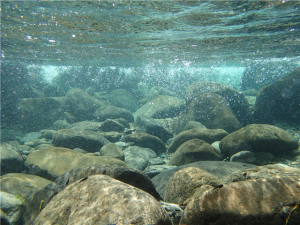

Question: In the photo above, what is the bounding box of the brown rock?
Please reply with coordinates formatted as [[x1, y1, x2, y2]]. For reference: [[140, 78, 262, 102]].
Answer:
[[99, 143, 124, 161], [169, 139, 222, 166], [164, 167, 220, 204], [220, 124, 298, 157], [167, 128, 228, 153], [180, 165, 300, 225], [34, 175, 172, 225], [123, 132, 166, 155], [25, 147, 126, 180]]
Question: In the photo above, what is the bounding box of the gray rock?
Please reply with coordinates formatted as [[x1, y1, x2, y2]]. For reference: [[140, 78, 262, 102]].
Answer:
[[0, 209, 10, 225], [254, 67, 300, 124], [152, 161, 256, 198], [95, 105, 134, 123], [220, 124, 299, 157], [185, 81, 249, 125], [183, 121, 207, 131], [52, 129, 110, 152], [169, 139, 222, 166], [102, 88, 139, 112], [123, 132, 166, 155], [135, 115, 173, 142], [18, 132, 42, 144], [66, 121, 102, 131], [167, 128, 228, 153], [102, 132, 122, 142], [62, 88, 105, 121], [100, 143, 124, 161], [160, 201, 184, 225], [133, 95, 185, 120], [99, 119, 124, 132], [0, 146, 24, 176], [144, 165, 177, 178], [0, 192, 23, 225], [124, 146, 157, 171], [34, 175, 172, 225], [176, 93, 242, 134]]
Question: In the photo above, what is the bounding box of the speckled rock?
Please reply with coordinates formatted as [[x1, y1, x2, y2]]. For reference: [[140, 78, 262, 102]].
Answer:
[[25, 147, 126, 180], [0, 192, 23, 225], [99, 119, 125, 132], [0, 146, 25, 176], [34, 175, 172, 225], [99, 143, 124, 161], [167, 128, 228, 153], [181, 165, 300, 225], [185, 81, 249, 125], [123, 146, 157, 171], [24, 165, 163, 225], [164, 167, 220, 204], [133, 95, 185, 120], [220, 124, 299, 157], [176, 93, 242, 133], [254, 67, 300, 124], [169, 139, 222, 166], [0, 173, 51, 201], [62, 88, 105, 121], [123, 132, 166, 155], [94, 105, 134, 123], [52, 129, 110, 152], [135, 115, 173, 142]]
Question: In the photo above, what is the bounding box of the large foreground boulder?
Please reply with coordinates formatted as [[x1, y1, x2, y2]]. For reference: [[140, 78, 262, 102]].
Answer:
[[180, 165, 300, 225], [220, 124, 298, 157], [24, 165, 163, 225], [254, 67, 300, 123], [34, 175, 172, 225]]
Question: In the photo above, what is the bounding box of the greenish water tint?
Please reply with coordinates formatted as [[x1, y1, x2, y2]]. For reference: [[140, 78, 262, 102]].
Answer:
[[2, 0, 300, 67]]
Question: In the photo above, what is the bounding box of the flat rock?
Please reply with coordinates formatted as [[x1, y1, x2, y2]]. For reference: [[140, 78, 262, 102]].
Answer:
[[123, 132, 166, 155], [25, 147, 126, 180], [133, 95, 185, 120], [220, 124, 299, 157], [66, 121, 102, 131], [34, 175, 172, 225], [152, 161, 256, 198], [181, 165, 300, 225], [0, 173, 51, 201], [123, 146, 157, 171], [169, 139, 222, 166], [52, 129, 110, 152], [0, 145, 25, 176], [164, 167, 220, 204], [167, 128, 228, 153]]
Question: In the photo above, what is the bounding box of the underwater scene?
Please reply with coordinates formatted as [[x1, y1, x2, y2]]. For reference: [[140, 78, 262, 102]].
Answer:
[[1, 1, 300, 225]]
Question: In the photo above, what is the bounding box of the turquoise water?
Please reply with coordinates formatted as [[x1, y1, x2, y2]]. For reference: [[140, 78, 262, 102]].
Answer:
[[2, 1, 300, 67]]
